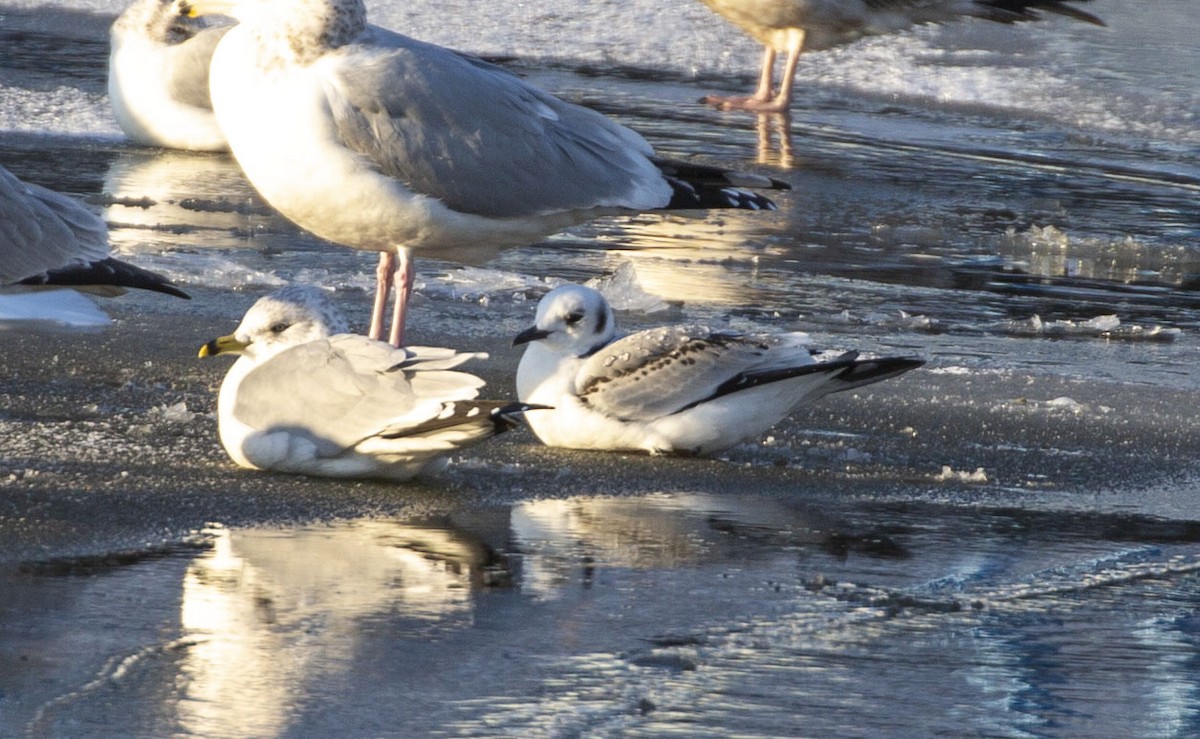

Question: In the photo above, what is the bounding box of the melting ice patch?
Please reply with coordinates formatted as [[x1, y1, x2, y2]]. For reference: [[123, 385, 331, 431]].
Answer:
[[587, 261, 672, 314], [1002, 314, 1181, 342]]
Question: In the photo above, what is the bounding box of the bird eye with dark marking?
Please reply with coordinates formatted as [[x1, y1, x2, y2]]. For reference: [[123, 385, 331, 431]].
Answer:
[[565, 311, 585, 326], [269, 322, 290, 334]]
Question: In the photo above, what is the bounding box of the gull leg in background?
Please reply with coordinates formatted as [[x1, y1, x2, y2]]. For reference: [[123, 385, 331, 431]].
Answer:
[[702, 31, 804, 113], [754, 47, 776, 103], [388, 249, 414, 349], [369, 251, 395, 343], [770, 37, 805, 112]]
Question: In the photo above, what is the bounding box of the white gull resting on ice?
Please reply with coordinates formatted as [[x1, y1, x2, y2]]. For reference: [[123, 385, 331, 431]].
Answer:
[[179, 0, 789, 347], [109, 0, 233, 151], [514, 284, 924, 456], [199, 286, 534, 480], [697, 0, 1105, 113]]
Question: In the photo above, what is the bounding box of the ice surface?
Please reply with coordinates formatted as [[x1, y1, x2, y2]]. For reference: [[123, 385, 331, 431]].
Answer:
[[0, 289, 110, 328], [5, 0, 1199, 150]]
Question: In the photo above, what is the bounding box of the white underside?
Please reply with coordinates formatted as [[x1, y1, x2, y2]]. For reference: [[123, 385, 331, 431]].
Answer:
[[216, 355, 483, 481], [516, 343, 835, 456]]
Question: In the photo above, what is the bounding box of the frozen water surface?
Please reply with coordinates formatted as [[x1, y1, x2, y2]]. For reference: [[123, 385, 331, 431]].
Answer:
[[3, 0, 1200, 734]]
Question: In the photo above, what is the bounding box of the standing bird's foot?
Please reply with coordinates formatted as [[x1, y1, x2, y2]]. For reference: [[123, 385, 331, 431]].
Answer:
[[700, 93, 791, 114]]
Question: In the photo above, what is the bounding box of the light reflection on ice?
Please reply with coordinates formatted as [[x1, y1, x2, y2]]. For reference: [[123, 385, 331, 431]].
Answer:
[[9, 496, 1200, 735]]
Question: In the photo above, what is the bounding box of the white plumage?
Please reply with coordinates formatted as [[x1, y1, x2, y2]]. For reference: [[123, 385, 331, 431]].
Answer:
[[200, 285, 532, 480], [109, 0, 233, 150], [180, 0, 787, 347], [514, 284, 924, 455]]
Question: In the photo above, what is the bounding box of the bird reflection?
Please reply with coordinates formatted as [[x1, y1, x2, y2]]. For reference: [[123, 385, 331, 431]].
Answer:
[[176, 520, 503, 736], [580, 210, 790, 306], [170, 496, 904, 734], [101, 148, 277, 255], [755, 113, 796, 169]]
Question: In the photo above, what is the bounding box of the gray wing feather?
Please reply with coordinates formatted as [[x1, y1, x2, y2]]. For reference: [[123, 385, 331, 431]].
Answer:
[[234, 336, 483, 455], [325, 28, 670, 219], [575, 326, 813, 421], [0, 165, 109, 284]]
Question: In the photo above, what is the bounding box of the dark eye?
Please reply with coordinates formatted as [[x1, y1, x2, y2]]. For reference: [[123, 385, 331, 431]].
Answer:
[[269, 322, 290, 334], [565, 312, 585, 325]]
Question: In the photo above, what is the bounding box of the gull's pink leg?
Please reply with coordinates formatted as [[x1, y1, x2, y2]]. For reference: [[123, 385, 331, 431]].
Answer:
[[369, 251, 395, 342], [752, 46, 777, 102], [704, 31, 805, 113], [387, 249, 413, 348], [766, 39, 804, 112], [702, 47, 776, 109]]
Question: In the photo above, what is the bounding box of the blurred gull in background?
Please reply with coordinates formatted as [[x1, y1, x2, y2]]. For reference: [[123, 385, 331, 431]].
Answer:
[[696, 0, 1104, 112], [109, 0, 234, 150]]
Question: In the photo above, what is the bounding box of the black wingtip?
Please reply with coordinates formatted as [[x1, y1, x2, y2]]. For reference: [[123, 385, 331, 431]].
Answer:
[[651, 157, 790, 212], [829, 356, 926, 393], [21, 257, 190, 299], [982, 0, 1106, 26], [491, 402, 553, 432]]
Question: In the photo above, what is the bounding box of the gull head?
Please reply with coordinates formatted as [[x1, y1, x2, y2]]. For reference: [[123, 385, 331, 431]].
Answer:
[[114, 0, 212, 44], [179, 0, 367, 59], [199, 285, 349, 361], [513, 284, 616, 358]]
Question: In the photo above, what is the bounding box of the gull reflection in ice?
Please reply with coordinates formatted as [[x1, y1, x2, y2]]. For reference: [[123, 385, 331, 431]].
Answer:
[[101, 148, 277, 255], [582, 207, 791, 307], [176, 520, 504, 736], [510, 494, 838, 601]]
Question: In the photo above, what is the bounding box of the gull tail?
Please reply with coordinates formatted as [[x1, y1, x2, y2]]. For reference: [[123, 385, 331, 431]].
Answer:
[[651, 158, 790, 211], [20, 257, 191, 299]]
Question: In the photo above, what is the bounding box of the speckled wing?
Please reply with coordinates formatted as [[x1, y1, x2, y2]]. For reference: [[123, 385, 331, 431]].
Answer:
[[324, 28, 671, 219], [574, 326, 815, 422], [0, 165, 109, 284], [233, 335, 485, 456]]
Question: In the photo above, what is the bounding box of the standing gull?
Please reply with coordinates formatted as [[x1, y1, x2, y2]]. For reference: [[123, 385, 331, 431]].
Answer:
[[109, 0, 233, 151], [180, 0, 788, 347], [0, 164, 189, 299], [697, 0, 1105, 113], [199, 286, 535, 480], [514, 284, 923, 456]]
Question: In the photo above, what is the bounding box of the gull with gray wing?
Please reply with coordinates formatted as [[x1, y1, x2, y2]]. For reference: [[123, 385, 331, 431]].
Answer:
[[180, 0, 788, 347], [514, 284, 923, 456], [0, 163, 188, 300], [200, 285, 534, 480]]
